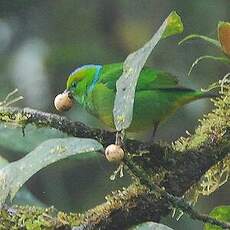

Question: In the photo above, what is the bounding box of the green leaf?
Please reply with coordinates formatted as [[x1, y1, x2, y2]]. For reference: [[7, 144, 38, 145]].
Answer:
[[162, 11, 184, 39], [204, 205, 230, 230], [179, 34, 221, 48], [129, 222, 174, 230], [0, 137, 103, 206], [0, 123, 66, 154], [113, 11, 183, 131], [0, 154, 44, 206]]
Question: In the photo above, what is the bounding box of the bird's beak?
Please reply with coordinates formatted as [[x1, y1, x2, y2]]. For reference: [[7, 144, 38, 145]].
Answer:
[[64, 89, 73, 99]]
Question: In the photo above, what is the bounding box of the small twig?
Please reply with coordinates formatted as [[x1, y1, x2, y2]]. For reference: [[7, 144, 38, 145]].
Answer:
[[0, 89, 23, 107], [220, 73, 230, 94], [4, 96, 24, 107], [188, 55, 230, 76], [124, 156, 230, 229], [3, 89, 19, 103]]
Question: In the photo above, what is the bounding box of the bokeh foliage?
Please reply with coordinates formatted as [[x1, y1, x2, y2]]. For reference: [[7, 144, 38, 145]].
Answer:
[[0, 1, 229, 229]]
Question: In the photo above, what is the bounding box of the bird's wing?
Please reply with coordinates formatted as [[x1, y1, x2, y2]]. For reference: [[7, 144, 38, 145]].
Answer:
[[98, 63, 186, 91], [98, 63, 123, 89], [136, 68, 179, 90]]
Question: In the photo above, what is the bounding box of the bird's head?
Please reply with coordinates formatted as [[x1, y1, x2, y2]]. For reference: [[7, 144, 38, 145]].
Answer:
[[66, 65, 102, 99], [54, 64, 102, 112]]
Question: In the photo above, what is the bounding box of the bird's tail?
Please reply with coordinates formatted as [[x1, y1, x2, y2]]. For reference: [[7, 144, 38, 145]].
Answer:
[[200, 91, 219, 98], [169, 87, 219, 106], [163, 87, 219, 99]]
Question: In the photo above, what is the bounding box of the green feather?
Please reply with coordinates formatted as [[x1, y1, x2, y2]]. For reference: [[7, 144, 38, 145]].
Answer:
[[66, 63, 213, 134]]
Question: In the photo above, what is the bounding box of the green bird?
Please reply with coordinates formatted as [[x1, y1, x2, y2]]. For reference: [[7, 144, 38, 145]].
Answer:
[[65, 63, 214, 137]]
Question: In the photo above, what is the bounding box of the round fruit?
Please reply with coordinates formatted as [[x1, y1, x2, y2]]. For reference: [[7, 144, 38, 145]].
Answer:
[[54, 92, 73, 112], [105, 144, 124, 162]]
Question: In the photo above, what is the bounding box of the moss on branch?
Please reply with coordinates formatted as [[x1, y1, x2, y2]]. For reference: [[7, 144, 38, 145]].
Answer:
[[0, 205, 82, 229], [0, 87, 229, 229]]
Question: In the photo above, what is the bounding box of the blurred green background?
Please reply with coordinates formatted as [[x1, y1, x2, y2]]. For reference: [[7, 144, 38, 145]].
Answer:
[[0, 1, 229, 229]]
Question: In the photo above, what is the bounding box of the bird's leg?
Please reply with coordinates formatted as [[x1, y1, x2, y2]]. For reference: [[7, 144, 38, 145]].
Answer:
[[151, 122, 159, 142]]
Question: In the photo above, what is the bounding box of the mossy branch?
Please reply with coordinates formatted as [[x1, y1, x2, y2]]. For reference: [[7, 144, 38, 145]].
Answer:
[[0, 88, 229, 229], [0, 106, 167, 160], [124, 156, 230, 229], [0, 106, 115, 145]]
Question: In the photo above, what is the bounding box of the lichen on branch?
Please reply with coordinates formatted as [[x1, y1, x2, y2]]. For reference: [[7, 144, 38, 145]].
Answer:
[[0, 86, 229, 229]]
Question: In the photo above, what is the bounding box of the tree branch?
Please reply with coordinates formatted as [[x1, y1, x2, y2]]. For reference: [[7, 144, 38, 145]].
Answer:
[[0, 88, 229, 229], [125, 156, 230, 229], [0, 106, 115, 145]]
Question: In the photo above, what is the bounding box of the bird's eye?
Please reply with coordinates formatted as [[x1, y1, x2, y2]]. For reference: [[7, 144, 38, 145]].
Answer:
[[72, 82, 77, 88]]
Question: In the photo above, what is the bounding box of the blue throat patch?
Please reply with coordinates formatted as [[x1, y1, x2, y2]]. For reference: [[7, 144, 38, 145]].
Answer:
[[87, 65, 102, 93]]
